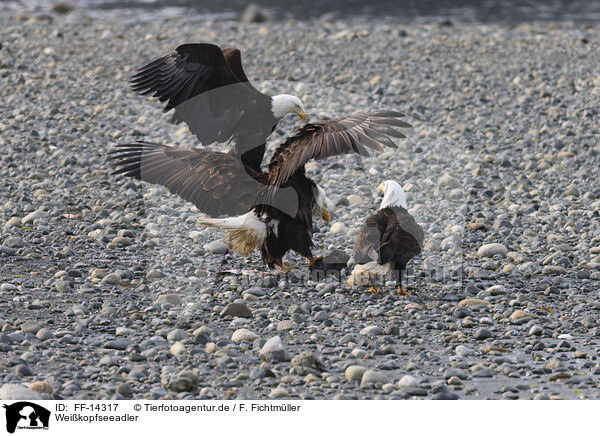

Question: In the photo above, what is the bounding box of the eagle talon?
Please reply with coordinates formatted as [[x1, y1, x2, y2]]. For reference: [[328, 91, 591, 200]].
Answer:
[[364, 286, 379, 294], [306, 256, 324, 267], [280, 264, 295, 272], [398, 286, 409, 296]]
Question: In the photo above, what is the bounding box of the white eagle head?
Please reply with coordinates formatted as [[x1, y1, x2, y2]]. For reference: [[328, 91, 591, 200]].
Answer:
[[271, 94, 306, 121], [377, 180, 408, 210]]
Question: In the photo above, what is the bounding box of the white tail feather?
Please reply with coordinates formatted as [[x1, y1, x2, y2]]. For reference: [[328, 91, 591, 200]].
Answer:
[[346, 261, 393, 287], [197, 212, 267, 256]]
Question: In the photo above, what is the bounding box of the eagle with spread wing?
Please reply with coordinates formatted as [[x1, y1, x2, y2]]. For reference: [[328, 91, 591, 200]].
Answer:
[[110, 43, 411, 270]]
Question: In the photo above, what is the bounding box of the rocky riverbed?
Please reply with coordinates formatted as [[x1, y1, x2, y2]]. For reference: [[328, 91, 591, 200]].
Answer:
[[0, 14, 599, 400]]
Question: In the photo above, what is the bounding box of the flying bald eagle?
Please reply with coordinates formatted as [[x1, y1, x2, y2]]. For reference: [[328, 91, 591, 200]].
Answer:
[[109, 115, 411, 271], [130, 43, 306, 172], [347, 181, 424, 294]]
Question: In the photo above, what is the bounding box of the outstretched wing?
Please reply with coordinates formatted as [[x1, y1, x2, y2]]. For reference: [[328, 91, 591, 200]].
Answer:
[[108, 142, 266, 217], [130, 44, 274, 149], [108, 142, 299, 218], [267, 111, 411, 187]]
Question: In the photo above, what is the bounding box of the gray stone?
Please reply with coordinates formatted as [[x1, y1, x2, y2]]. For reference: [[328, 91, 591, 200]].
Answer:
[[204, 241, 228, 254], [104, 338, 132, 350], [117, 383, 133, 398], [101, 274, 121, 285], [291, 351, 323, 372], [277, 320, 293, 332], [220, 302, 253, 318], [529, 325, 543, 336], [167, 329, 188, 341], [35, 327, 56, 341], [3, 236, 24, 248], [156, 294, 182, 305], [474, 328, 493, 340], [239, 3, 270, 23], [162, 370, 199, 392], [21, 321, 42, 334]]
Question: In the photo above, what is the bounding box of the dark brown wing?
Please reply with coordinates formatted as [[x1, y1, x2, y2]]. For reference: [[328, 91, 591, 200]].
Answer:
[[130, 44, 274, 149], [267, 111, 411, 187], [380, 207, 424, 267], [353, 212, 389, 264], [107, 142, 269, 217], [222, 48, 250, 83], [354, 207, 423, 266]]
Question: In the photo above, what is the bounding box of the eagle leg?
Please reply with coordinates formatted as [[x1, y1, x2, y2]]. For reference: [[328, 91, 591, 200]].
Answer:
[[364, 285, 379, 294], [306, 256, 324, 267], [364, 276, 378, 294], [396, 269, 409, 296], [275, 259, 295, 272]]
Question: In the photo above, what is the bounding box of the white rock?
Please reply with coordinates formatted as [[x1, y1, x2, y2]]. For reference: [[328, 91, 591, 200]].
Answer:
[[0, 384, 43, 400], [477, 243, 508, 258], [397, 375, 420, 388], [4, 217, 21, 228], [360, 325, 383, 336], [170, 342, 186, 355], [21, 210, 45, 225], [329, 222, 347, 234], [347, 194, 364, 205], [231, 328, 259, 343], [455, 345, 475, 357], [345, 365, 367, 381], [438, 174, 460, 189], [360, 369, 388, 386], [260, 336, 286, 362]]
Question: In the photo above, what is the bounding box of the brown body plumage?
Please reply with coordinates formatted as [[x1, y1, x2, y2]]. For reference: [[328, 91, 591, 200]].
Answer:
[[348, 181, 424, 292]]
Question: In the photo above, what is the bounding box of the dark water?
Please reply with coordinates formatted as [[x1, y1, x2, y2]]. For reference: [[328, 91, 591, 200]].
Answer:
[[2, 0, 600, 22]]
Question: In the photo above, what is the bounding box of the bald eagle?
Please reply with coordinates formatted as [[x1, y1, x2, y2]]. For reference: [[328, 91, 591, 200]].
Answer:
[[129, 43, 306, 172], [109, 115, 410, 271], [347, 181, 424, 294], [115, 42, 411, 270]]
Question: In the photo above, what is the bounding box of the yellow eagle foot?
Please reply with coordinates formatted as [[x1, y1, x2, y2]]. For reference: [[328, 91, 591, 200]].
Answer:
[[364, 286, 379, 294], [306, 256, 324, 267]]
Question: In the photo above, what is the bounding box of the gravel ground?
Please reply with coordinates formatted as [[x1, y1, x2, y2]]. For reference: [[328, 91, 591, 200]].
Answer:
[[0, 13, 599, 400]]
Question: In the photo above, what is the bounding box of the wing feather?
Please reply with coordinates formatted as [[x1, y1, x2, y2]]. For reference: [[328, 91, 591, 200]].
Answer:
[[130, 44, 274, 149], [108, 142, 268, 217], [267, 112, 411, 186]]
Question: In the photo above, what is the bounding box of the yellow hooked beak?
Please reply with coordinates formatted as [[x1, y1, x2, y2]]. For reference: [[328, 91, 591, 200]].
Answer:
[[377, 183, 385, 192], [321, 208, 330, 222], [295, 108, 307, 121]]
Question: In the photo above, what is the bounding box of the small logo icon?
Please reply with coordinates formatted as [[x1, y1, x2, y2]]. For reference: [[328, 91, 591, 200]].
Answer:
[[2, 402, 50, 434]]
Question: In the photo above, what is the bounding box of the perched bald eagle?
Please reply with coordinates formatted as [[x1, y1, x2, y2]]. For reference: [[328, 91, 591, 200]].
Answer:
[[109, 114, 410, 271], [347, 181, 424, 294], [130, 43, 306, 172]]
